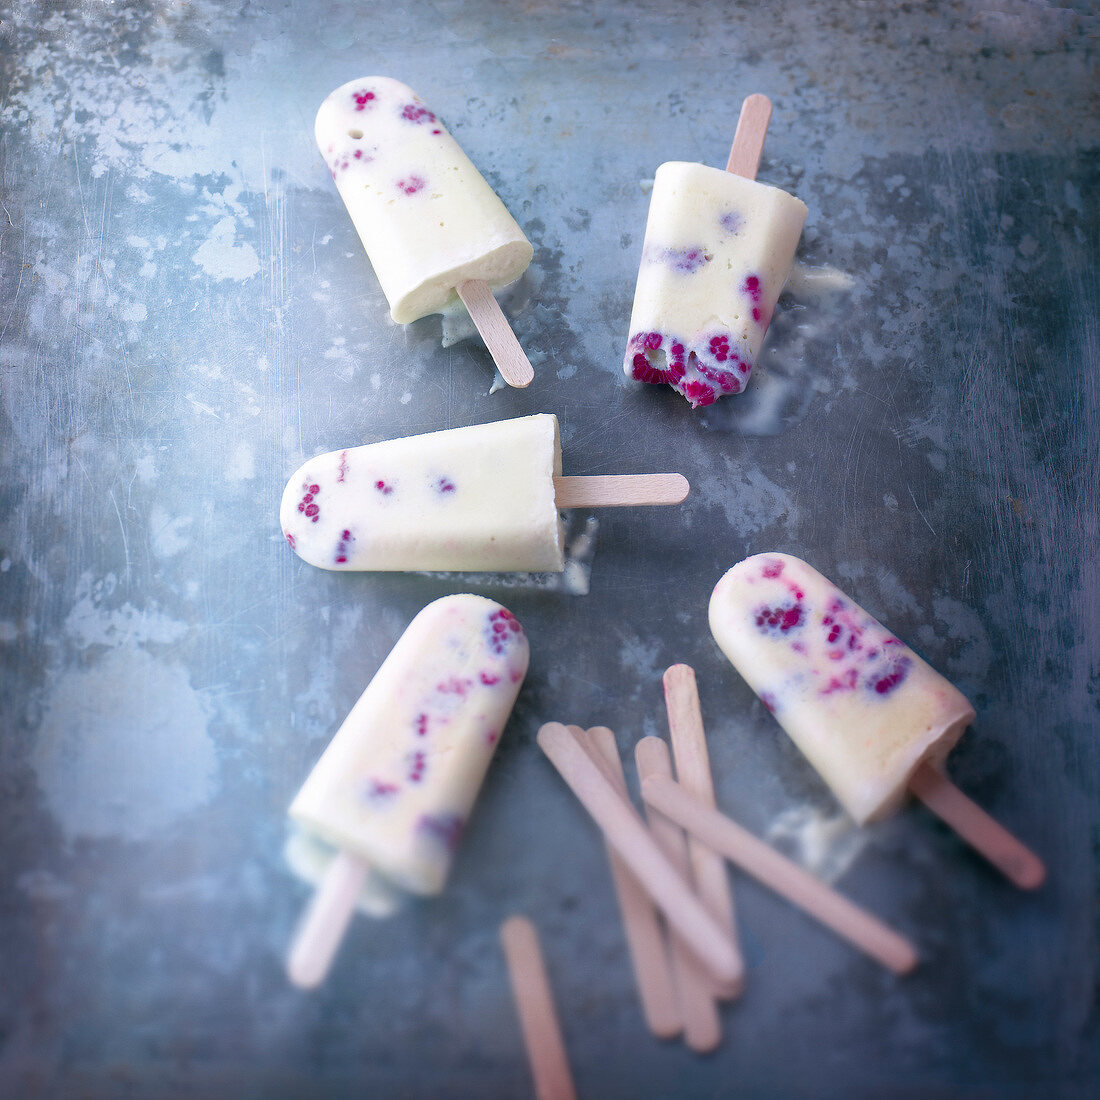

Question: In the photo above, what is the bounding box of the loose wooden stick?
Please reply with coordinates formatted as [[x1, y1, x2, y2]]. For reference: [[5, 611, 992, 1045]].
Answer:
[[579, 727, 682, 1040], [663, 665, 744, 1000], [500, 916, 578, 1100], [553, 473, 690, 508], [457, 278, 534, 389], [636, 737, 722, 1054], [537, 723, 742, 986], [286, 850, 369, 989], [642, 775, 918, 975], [909, 762, 1045, 890], [725, 93, 772, 179]]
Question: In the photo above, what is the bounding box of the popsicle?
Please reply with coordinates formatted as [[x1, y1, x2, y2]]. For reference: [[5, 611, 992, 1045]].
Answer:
[[280, 414, 690, 573], [624, 94, 808, 408], [316, 76, 535, 387], [709, 553, 1045, 888], [286, 593, 529, 988]]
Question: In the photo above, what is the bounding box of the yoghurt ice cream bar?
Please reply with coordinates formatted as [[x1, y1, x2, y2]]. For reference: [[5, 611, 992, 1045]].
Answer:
[[280, 414, 689, 574], [624, 94, 808, 408], [282, 414, 563, 573], [316, 76, 532, 324], [286, 594, 529, 987], [709, 553, 974, 825], [625, 163, 807, 408], [708, 553, 1045, 888], [290, 594, 528, 895]]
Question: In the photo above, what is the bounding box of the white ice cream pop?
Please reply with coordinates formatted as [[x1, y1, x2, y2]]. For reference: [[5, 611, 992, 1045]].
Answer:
[[280, 414, 690, 574], [624, 94, 808, 407], [709, 553, 1044, 888], [286, 594, 529, 988], [316, 76, 535, 387]]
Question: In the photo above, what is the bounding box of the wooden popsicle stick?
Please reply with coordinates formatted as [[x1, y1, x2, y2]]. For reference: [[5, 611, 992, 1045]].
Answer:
[[500, 916, 578, 1100], [286, 850, 370, 989], [579, 727, 682, 1040], [457, 278, 534, 388], [553, 473, 689, 508], [642, 775, 919, 975], [636, 737, 722, 1054], [725, 93, 772, 180], [663, 664, 744, 999], [909, 762, 1045, 890], [537, 723, 742, 987]]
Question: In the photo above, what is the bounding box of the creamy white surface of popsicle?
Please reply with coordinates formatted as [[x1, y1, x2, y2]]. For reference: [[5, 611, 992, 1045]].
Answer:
[[289, 594, 529, 896], [625, 162, 807, 408], [316, 76, 533, 323], [280, 414, 564, 573], [709, 553, 975, 825]]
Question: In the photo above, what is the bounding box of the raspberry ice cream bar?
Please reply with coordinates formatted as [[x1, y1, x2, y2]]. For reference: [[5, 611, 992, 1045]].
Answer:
[[286, 594, 528, 987], [709, 553, 1044, 888], [317, 76, 532, 323], [317, 77, 535, 386], [709, 553, 974, 825], [624, 95, 807, 408], [280, 414, 690, 574]]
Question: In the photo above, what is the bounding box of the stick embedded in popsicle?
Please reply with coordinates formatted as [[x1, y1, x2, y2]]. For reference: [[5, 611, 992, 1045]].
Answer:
[[725, 93, 773, 178], [663, 664, 744, 999], [500, 916, 578, 1100], [641, 774, 919, 975], [623, 92, 808, 408], [456, 279, 534, 388], [708, 553, 1045, 890], [316, 77, 535, 388], [635, 737, 722, 1054], [908, 762, 1045, 889], [287, 850, 370, 989], [280, 414, 689, 573], [537, 722, 743, 988], [285, 594, 529, 988], [577, 726, 682, 1040]]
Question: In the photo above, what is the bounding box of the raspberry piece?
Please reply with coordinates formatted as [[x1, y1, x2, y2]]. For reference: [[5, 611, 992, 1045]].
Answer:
[[401, 103, 438, 125], [418, 813, 464, 852], [871, 657, 911, 695], [334, 528, 354, 564], [754, 602, 804, 633], [364, 778, 399, 801], [631, 353, 668, 385], [486, 608, 524, 655], [680, 379, 716, 407]]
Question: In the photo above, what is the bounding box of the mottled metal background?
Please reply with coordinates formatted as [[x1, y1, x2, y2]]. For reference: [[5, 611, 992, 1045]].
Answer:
[[1, 1, 1097, 1096]]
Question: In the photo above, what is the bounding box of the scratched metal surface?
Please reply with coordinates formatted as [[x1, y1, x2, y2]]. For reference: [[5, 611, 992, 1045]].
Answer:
[[1, 0, 1097, 1096]]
